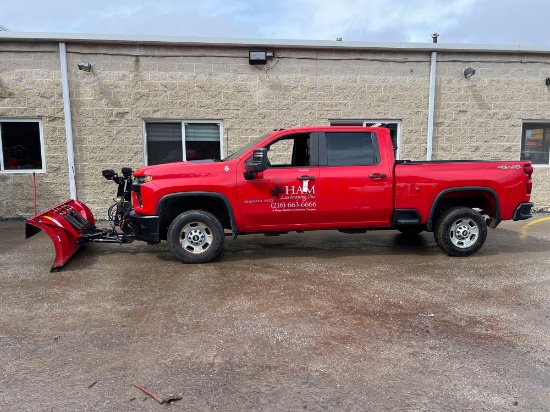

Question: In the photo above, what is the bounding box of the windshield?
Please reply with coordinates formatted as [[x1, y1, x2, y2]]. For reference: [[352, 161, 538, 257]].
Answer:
[[222, 132, 272, 161]]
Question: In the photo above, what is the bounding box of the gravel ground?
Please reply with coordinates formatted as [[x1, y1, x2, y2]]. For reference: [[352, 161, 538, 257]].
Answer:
[[0, 216, 549, 411]]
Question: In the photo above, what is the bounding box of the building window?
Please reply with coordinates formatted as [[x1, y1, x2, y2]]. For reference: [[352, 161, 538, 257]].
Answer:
[[144, 121, 223, 165], [329, 119, 400, 159], [521, 122, 550, 165], [0, 119, 45, 172]]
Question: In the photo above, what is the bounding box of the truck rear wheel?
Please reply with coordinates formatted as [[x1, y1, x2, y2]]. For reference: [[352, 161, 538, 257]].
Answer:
[[168, 210, 224, 263], [434, 207, 487, 257]]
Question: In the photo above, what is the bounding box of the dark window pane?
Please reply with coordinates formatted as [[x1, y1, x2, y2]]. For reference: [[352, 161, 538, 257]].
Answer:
[[521, 123, 550, 165], [146, 123, 183, 165], [326, 132, 376, 166], [1, 122, 42, 170], [185, 123, 220, 160], [145, 122, 222, 164], [186, 141, 220, 161]]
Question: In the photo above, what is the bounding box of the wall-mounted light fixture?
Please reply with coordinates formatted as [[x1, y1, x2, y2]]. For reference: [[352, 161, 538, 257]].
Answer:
[[249, 51, 275, 65], [77, 60, 92, 72], [464, 67, 476, 79], [545, 78, 550, 86], [249, 51, 267, 65]]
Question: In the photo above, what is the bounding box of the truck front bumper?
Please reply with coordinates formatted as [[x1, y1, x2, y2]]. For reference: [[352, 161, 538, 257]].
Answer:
[[129, 211, 160, 243], [513, 202, 534, 221]]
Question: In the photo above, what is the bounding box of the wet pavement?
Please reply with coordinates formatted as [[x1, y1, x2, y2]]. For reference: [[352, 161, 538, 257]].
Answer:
[[1, 216, 550, 411]]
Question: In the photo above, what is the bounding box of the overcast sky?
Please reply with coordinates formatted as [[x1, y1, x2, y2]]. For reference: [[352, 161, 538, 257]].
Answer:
[[1, 0, 549, 46]]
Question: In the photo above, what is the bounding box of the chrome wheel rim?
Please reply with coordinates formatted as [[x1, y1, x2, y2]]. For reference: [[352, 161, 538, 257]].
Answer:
[[179, 222, 213, 254], [449, 218, 479, 249]]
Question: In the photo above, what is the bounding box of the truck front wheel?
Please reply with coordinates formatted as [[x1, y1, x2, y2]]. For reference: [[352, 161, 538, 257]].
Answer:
[[168, 210, 224, 263], [434, 207, 487, 257]]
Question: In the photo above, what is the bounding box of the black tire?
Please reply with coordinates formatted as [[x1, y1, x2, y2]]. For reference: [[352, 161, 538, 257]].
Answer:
[[434, 207, 487, 257], [168, 210, 224, 263], [397, 226, 424, 236]]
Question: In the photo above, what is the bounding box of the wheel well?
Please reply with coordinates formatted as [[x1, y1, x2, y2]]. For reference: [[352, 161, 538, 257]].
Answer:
[[429, 189, 499, 231], [157, 195, 233, 240]]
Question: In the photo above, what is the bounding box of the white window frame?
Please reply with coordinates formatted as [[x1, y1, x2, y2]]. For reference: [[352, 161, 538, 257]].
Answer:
[[0, 118, 46, 173], [521, 120, 550, 168], [329, 119, 401, 160], [142, 120, 224, 165]]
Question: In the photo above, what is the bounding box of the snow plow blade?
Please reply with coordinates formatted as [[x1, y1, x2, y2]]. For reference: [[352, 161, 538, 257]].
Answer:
[[26, 200, 101, 271]]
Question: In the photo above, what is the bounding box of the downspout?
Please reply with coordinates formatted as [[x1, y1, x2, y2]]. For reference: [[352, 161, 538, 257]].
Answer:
[[427, 51, 437, 161], [59, 42, 77, 199]]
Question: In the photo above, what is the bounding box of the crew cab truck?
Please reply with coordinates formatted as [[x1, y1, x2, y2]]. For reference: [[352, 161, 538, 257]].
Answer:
[[128, 126, 533, 263], [26, 126, 534, 270]]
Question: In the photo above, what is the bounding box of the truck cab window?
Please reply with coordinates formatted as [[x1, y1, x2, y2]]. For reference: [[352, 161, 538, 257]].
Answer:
[[266, 134, 310, 167], [325, 132, 378, 166]]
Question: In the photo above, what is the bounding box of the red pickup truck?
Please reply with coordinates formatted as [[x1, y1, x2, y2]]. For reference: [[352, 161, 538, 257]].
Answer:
[[127, 126, 533, 262], [27, 126, 534, 269]]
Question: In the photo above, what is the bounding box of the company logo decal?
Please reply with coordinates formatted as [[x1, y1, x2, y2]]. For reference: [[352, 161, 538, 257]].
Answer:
[[269, 183, 316, 212], [270, 186, 284, 198]]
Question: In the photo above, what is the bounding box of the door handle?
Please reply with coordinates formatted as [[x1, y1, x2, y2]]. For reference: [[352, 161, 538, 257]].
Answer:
[[296, 176, 315, 181], [368, 173, 387, 179]]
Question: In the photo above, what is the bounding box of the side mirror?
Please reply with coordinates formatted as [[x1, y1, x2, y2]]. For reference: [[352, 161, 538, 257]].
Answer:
[[245, 148, 268, 173]]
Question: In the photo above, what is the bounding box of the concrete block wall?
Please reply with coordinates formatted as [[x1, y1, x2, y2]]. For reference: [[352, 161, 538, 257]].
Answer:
[[66, 44, 434, 215], [0, 40, 548, 218], [0, 42, 70, 217], [434, 52, 550, 209]]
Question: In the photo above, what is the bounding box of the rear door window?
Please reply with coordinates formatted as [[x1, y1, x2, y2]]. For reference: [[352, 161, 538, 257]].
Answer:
[[324, 132, 379, 166]]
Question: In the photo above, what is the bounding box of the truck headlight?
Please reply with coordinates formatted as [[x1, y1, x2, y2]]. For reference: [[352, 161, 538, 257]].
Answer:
[[134, 175, 153, 184]]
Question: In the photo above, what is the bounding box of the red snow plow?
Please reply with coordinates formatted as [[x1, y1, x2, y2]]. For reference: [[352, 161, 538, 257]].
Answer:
[[26, 168, 136, 271], [26, 200, 102, 270]]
